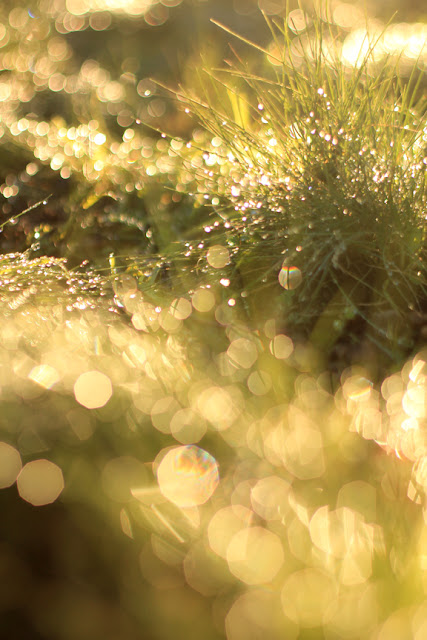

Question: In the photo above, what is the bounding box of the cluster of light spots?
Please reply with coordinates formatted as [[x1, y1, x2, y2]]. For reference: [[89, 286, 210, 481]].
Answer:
[[278, 265, 302, 290], [250, 475, 291, 520], [341, 23, 427, 68], [28, 364, 61, 389], [170, 408, 206, 444], [0, 257, 426, 639], [208, 504, 253, 558], [227, 526, 284, 584], [281, 569, 337, 628], [309, 505, 376, 585], [156, 445, 219, 507], [182, 539, 227, 596], [266, 4, 427, 74], [195, 385, 242, 431], [226, 589, 293, 640], [0, 9, 187, 188], [74, 370, 113, 408], [264, 409, 325, 480], [0, 3, 425, 634], [65, 0, 180, 26], [227, 337, 258, 369], [17, 459, 64, 506]]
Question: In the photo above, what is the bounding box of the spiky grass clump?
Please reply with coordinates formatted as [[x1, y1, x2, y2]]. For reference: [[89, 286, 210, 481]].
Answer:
[[167, 14, 427, 369]]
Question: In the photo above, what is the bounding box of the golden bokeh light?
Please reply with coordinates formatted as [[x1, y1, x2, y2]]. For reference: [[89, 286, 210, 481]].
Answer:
[[207, 245, 230, 269], [309, 505, 375, 585], [324, 584, 378, 638], [183, 540, 231, 596], [281, 568, 337, 628], [264, 410, 325, 480], [250, 475, 291, 521], [74, 370, 113, 408], [170, 297, 192, 320], [156, 445, 219, 507], [247, 370, 272, 395], [28, 364, 61, 389], [17, 459, 64, 506], [269, 334, 294, 359], [170, 408, 206, 444], [0, 442, 22, 488], [227, 338, 258, 369], [208, 504, 253, 559], [337, 480, 377, 522], [226, 526, 284, 585], [191, 288, 215, 313], [225, 589, 295, 640], [0, 3, 424, 637], [195, 385, 242, 431]]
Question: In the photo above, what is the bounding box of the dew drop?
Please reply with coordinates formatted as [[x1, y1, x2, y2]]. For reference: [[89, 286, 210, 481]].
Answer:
[[278, 265, 302, 290]]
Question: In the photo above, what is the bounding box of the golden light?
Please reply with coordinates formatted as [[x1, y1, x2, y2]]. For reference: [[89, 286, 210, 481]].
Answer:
[[226, 526, 284, 584], [208, 504, 253, 559], [28, 364, 60, 389], [227, 338, 258, 369], [207, 245, 230, 269], [74, 370, 113, 408], [281, 568, 337, 628], [191, 288, 215, 313], [0, 442, 22, 488], [17, 459, 64, 506], [156, 445, 219, 508]]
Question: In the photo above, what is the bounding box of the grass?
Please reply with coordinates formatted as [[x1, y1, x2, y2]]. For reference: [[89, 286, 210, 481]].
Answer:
[[156, 9, 427, 373]]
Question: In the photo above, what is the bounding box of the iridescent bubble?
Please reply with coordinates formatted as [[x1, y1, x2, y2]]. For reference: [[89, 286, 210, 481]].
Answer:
[[278, 265, 302, 290], [157, 445, 219, 508]]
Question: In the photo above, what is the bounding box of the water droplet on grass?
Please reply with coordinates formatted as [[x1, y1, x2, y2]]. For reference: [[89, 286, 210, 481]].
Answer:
[[278, 265, 302, 290]]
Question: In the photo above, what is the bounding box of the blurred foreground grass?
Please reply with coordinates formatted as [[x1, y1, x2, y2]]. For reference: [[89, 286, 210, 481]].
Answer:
[[0, 1, 426, 639]]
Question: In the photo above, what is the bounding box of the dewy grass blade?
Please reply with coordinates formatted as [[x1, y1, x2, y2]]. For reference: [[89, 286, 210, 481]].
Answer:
[[0, 195, 53, 231]]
